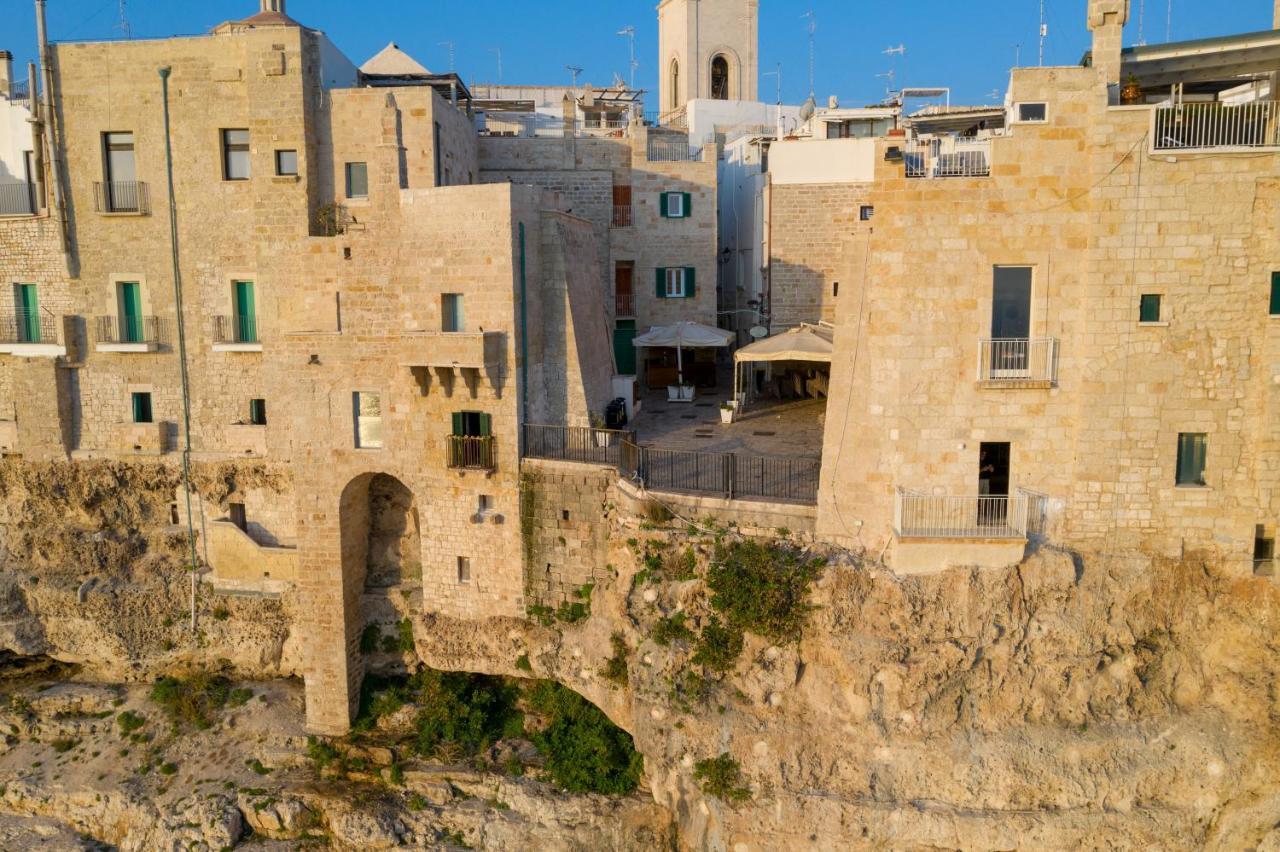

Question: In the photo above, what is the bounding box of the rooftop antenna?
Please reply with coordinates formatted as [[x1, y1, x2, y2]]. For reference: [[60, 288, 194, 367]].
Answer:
[[1166, 0, 1172, 42], [489, 47, 503, 85], [617, 25, 638, 89], [1137, 0, 1146, 45], [438, 41, 455, 72], [117, 0, 131, 39], [883, 43, 906, 91], [762, 63, 781, 131], [1014, 43, 1023, 69], [876, 68, 897, 101], [801, 10, 816, 98], [1039, 0, 1047, 65], [566, 65, 583, 87]]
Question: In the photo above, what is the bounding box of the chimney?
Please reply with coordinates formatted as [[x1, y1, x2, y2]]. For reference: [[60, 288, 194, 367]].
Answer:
[[0, 51, 12, 98], [1088, 0, 1130, 99], [260, 0, 286, 13]]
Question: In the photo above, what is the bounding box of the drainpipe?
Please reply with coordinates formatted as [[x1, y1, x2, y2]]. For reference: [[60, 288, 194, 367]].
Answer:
[[34, 0, 70, 259], [26, 62, 44, 207], [159, 66, 200, 634], [518, 221, 529, 448]]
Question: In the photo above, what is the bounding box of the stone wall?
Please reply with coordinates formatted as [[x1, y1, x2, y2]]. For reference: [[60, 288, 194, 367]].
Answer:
[[519, 458, 616, 607], [769, 181, 869, 329]]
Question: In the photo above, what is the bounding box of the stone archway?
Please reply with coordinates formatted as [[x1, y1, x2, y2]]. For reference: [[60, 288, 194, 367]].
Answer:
[[365, 473, 422, 588], [711, 54, 730, 100]]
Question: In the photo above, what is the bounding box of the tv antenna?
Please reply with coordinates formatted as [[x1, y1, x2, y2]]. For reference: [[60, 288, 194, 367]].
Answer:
[[1013, 43, 1022, 69], [489, 47, 503, 84], [876, 69, 897, 100], [801, 10, 816, 98], [1137, 0, 1146, 45], [438, 41, 455, 72], [1166, 0, 1172, 42], [761, 63, 781, 105], [617, 25, 638, 89], [117, 0, 131, 39], [1039, 0, 1048, 65], [566, 65, 583, 87]]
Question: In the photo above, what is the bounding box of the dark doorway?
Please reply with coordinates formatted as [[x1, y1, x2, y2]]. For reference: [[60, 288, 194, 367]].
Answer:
[[229, 502, 247, 532], [992, 267, 1032, 372], [711, 55, 730, 100], [979, 442, 1011, 496]]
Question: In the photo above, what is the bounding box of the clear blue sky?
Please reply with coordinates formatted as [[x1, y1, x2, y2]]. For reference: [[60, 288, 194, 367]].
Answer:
[[5, 1, 1274, 106]]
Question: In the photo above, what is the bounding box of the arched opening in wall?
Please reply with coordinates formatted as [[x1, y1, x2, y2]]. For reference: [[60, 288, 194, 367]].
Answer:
[[670, 59, 681, 110], [711, 55, 730, 100], [365, 473, 421, 588]]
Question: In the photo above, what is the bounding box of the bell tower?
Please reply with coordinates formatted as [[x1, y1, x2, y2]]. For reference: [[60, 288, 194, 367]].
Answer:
[[658, 0, 759, 113]]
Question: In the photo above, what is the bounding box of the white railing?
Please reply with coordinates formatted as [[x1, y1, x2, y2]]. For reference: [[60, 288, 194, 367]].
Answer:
[[977, 338, 1058, 384], [895, 488, 1029, 539], [1153, 101, 1280, 151], [905, 136, 991, 178], [647, 138, 702, 162]]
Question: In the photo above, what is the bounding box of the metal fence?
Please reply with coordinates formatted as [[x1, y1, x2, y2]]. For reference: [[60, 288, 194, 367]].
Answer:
[[7, 79, 31, 108], [647, 138, 702, 162], [614, 291, 635, 317], [447, 435, 496, 471], [93, 180, 149, 214], [213, 314, 259, 345], [0, 309, 58, 345], [524, 424, 633, 466], [895, 488, 1028, 539], [1153, 101, 1280, 151], [977, 338, 1058, 384], [611, 204, 633, 227], [905, 137, 991, 178], [0, 182, 37, 216], [94, 314, 167, 346]]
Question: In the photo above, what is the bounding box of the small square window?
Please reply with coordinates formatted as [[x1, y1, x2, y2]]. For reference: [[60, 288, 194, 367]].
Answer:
[[561, 509, 570, 521], [131, 391, 153, 424], [354, 392, 383, 449], [859, 205, 874, 221], [1270, 272, 1279, 316], [345, 162, 368, 199], [275, 149, 298, 176], [442, 293, 465, 332], [478, 495, 492, 514], [1017, 102, 1048, 122], [1176, 432, 1207, 487], [457, 556, 471, 583], [222, 129, 250, 181], [1139, 293, 1162, 323], [249, 398, 267, 426]]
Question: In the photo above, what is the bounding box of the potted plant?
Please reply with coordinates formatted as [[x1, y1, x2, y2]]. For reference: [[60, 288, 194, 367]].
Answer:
[[1121, 74, 1143, 105], [720, 401, 735, 424], [590, 413, 615, 447]]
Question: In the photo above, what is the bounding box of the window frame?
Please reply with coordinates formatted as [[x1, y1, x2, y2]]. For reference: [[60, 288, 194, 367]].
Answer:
[[353, 391, 383, 449], [457, 556, 471, 584], [859, 205, 875, 222], [249, 398, 267, 426], [1175, 432, 1208, 487], [221, 129, 251, 181], [131, 391, 153, 424], [1270, 272, 1280, 317], [1015, 102, 1049, 124], [441, 293, 465, 333], [664, 191, 686, 218], [274, 149, 298, 177], [665, 267, 687, 298], [344, 161, 369, 199], [1139, 293, 1163, 324]]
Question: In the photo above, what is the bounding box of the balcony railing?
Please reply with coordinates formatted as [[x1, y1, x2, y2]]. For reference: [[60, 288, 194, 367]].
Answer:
[[1153, 101, 1280, 151], [7, 79, 31, 108], [895, 488, 1029, 539], [905, 137, 991, 178], [0, 309, 58, 345], [524, 424, 634, 467], [615, 292, 635, 317], [447, 435, 496, 471], [0, 182, 37, 216], [93, 181, 149, 214], [647, 138, 702, 162], [94, 314, 167, 346], [612, 204, 633, 227], [213, 314, 259, 345], [977, 338, 1058, 385]]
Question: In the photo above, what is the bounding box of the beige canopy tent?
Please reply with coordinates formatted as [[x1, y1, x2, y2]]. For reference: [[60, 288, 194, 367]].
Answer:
[[733, 323, 834, 406]]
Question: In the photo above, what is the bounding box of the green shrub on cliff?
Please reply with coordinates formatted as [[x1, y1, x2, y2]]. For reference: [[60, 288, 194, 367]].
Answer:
[[694, 753, 752, 804], [707, 540, 821, 643], [525, 681, 642, 795]]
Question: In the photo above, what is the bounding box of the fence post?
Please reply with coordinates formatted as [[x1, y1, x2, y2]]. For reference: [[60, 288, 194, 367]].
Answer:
[[725, 453, 735, 500]]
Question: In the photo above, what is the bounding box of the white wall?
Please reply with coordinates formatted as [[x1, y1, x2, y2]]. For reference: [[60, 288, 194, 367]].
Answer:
[[0, 97, 33, 184], [767, 137, 877, 186], [685, 98, 804, 144], [718, 133, 768, 341]]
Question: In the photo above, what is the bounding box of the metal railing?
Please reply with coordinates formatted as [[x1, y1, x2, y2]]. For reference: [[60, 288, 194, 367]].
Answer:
[[612, 204, 633, 228], [0, 309, 58, 345], [647, 138, 702, 162], [447, 435, 496, 471], [905, 137, 991, 178], [1153, 101, 1280, 151], [895, 488, 1028, 539], [614, 291, 635, 317], [93, 180, 149, 214], [213, 314, 259, 345], [580, 117, 629, 132], [0, 182, 37, 216], [524, 424, 633, 466], [657, 107, 688, 129], [7, 79, 31, 108], [94, 314, 166, 346], [977, 338, 1058, 384]]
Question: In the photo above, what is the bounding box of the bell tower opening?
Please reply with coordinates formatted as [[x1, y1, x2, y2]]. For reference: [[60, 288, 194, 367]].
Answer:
[[658, 0, 758, 111], [711, 55, 730, 99]]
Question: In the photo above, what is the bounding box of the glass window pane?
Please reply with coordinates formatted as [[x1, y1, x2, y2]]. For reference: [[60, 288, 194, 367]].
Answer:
[[1176, 433, 1207, 486], [442, 293, 464, 332], [354, 392, 383, 448], [223, 129, 250, 180], [346, 162, 368, 198], [1271, 273, 1280, 316], [1019, 103, 1047, 122], [1139, 294, 1161, 323], [275, 150, 298, 176]]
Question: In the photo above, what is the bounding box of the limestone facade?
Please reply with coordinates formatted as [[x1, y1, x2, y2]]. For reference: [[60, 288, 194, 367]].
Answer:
[[657, 0, 759, 111]]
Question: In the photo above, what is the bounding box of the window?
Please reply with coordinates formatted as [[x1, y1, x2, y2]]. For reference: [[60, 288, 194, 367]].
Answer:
[[344, 162, 368, 199], [456, 556, 471, 583], [1017, 102, 1048, 123], [232, 280, 257, 343], [661, 191, 690, 218], [442, 293, 465, 333], [710, 55, 730, 100], [657, 266, 695, 299], [249, 398, 267, 426], [222, 129, 250, 180], [477, 495, 492, 515], [833, 281, 840, 298], [131, 391, 153, 424], [451, 411, 491, 438], [1139, 294, 1162, 323], [14, 283, 39, 343], [275, 149, 298, 176], [102, 132, 136, 211], [670, 59, 680, 111], [117, 281, 143, 343], [1271, 272, 1280, 316], [1176, 432, 1207, 487], [433, 121, 443, 186], [354, 392, 383, 449], [860, 205, 875, 221]]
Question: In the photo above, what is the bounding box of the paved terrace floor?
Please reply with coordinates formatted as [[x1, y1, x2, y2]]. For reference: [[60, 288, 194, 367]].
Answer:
[[631, 391, 826, 460]]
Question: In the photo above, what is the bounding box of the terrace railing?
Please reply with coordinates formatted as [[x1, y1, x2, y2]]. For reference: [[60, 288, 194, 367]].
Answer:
[[977, 338, 1058, 385], [447, 435, 497, 471], [94, 314, 167, 346], [1153, 101, 1280, 151], [0, 182, 37, 216], [524, 424, 634, 466], [93, 180, 149, 214], [7, 79, 31, 108], [614, 291, 635, 317], [895, 488, 1028, 539], [213, 314, 259, 345], [0, 309, 58, 345], [647, 138, 702, 162], [905, 136, 991, 178]]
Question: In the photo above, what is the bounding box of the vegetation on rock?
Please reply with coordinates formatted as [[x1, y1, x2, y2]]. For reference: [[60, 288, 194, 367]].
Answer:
[[693, 753, 752, 805]]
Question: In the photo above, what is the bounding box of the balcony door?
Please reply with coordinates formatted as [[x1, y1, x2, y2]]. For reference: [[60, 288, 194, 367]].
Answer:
[[117, 282, 142, 343], [991, 267, 1032, 375], [978, 441, 1011, 529], [104, 132, 136, 212], [233, 281, 256, 343], [15, 283, 39, 343]]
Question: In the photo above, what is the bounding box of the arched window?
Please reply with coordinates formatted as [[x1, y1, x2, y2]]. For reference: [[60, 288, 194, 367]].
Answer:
[[711, 55, 730, 100], [671, 59, 681, 110]]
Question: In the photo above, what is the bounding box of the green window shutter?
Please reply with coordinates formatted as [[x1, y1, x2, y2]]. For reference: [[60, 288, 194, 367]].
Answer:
[[451, 412, 464, 436], [1271, 273, 1280, 316], [659, 193, 669, 218], [479, 413, 492, 437], [683, 267, 696, 298], [681, 192, 692, 218], [1139, 294, 1161, 323], [655, 267, 667, 298], [16, 284, 39, 343]]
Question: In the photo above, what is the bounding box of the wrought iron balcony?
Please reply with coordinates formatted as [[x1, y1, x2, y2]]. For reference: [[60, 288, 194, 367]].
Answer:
[[0, 309, 58, 345], [614, 291, 636, 317], [93, 180, 149, 214], [0, 182, 37, 216], [446, 435, 496, 471], [213, 314, 259, 346], [977, 338, 1058, 386], [94, 315, 166, 349], [895, 489, 1029, 540], [611, 204, 633, 228]]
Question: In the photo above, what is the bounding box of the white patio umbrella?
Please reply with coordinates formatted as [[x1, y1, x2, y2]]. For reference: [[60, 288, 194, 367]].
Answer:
[[632, 321, 734, 385]]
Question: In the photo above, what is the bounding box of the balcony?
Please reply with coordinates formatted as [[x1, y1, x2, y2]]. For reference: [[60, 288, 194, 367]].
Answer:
[[212, 314, 262, 352], [977, 338, 1058, 387], [7, 79, 31, 108], [0, 309, 64, 357], [615, 292, 636, 318], [905, 137, 991, 178], [446, 435, 496, 472], [612, 204, 633, 228], [402, 331, 505, 398], [94, 315, 166, 352], [1153, 101, 1280, 152], [118, 421, 165, 454], [93, 181, 149, 215], [893, 488, 1041, 573], [0, 182, 38, 217]]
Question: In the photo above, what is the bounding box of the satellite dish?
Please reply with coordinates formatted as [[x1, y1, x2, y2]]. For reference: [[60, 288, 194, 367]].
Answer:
[[749, 326, 768, 339]]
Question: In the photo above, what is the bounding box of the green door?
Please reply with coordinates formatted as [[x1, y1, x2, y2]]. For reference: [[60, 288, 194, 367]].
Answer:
[[233, 281, 256, 343], [613, 320, 637, 375], [119, 282, 142, 343], [15, 284, 38, 343]]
